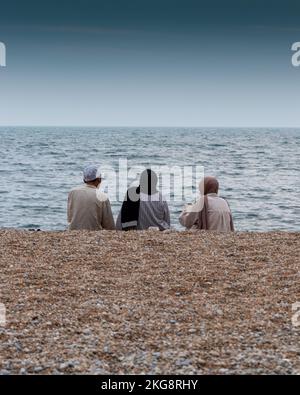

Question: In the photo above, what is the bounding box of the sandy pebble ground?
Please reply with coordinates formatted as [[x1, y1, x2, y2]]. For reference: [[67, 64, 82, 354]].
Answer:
[[0, 230, 299, 375]]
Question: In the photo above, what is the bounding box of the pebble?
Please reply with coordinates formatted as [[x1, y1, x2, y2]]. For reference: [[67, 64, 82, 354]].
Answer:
[[0, 230, 298, 374], [0, 370, 11, 375], [176, 358, 192, 367]]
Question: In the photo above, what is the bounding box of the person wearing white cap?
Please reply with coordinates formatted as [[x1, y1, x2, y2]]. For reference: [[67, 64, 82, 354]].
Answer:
[[67, 165, 115, 230]]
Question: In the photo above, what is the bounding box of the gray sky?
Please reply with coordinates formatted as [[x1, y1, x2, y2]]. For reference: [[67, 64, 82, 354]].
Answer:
[[0, 0, 300, 126]]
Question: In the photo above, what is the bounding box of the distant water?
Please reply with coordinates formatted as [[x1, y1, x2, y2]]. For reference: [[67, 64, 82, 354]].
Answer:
[[0, 127, 299, 231]]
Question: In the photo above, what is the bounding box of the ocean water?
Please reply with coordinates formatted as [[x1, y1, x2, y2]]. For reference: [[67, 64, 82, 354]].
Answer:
[[0, 127, 299, 231]]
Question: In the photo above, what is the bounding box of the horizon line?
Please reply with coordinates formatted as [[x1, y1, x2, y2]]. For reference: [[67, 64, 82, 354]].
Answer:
[[0, 125, 300, 129]]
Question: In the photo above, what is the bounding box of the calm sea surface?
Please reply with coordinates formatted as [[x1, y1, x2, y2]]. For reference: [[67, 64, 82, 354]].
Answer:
[[0, 127, 299, 231]]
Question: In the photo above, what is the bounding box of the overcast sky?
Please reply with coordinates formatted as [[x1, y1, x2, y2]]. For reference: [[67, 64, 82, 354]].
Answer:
[[0, 0, 300, 127]]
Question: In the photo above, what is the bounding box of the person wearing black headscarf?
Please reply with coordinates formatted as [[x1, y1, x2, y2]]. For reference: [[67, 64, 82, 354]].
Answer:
[[117, 169, 170, 231]]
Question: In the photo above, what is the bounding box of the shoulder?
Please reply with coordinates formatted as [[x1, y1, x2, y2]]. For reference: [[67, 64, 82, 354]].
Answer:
[[217, 196, 227, 203], [69, 185, 84, 194], [212, 196, 231, 211], [96, 190, 110, 203], [140, 192, 168, 203], [218, 196, 230, 205], [158, 192, 168, 203]]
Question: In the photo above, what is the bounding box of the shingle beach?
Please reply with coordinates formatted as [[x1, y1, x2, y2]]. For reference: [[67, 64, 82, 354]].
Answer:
[[0, 230, 299, 375]]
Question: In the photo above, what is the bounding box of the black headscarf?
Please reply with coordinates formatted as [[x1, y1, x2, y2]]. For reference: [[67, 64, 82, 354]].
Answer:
[[120, 169, 158, 230]]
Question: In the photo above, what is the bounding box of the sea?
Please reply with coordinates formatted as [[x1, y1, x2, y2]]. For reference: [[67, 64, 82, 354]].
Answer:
[[0, 127, 299, 231]]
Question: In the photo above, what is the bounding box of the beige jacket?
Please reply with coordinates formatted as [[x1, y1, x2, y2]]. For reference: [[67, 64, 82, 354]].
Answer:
[[179, 193, 233, 232], [68, 184, 115, 230]]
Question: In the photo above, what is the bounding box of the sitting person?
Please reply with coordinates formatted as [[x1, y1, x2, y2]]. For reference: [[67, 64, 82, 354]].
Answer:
[[179, 176, 234, 231], [68, 164, 115, 230], [117, 169, 170, 231]]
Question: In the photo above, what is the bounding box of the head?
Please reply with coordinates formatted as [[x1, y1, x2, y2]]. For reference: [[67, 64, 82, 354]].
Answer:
[[83, 165, 102, 188], [199, 176, 219, 196], [139, 169, 158, 195]]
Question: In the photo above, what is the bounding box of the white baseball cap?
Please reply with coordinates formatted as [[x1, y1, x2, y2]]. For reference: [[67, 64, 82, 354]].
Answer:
[[83, 165, 101, 182]]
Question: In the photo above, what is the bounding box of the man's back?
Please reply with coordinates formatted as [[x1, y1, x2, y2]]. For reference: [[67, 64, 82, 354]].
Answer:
[[68, 184, 115, 230]]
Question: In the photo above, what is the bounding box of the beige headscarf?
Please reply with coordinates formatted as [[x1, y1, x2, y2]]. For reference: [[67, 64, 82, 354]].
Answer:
[[196, 176, 234, 231]]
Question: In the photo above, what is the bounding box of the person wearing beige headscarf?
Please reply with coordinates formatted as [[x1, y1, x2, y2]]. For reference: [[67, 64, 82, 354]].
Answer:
[[179, 176, 234, 232]]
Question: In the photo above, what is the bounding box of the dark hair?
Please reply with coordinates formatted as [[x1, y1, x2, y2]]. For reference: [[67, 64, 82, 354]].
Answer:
[[140, 169, 158, 195]]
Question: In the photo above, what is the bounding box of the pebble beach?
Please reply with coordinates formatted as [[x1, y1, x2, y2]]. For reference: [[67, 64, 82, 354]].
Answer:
[[0, 230, 299, 375]]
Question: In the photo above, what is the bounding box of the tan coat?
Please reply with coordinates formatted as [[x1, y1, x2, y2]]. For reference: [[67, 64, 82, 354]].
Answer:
[[179, 193, 233, 232], [68, 184, 115, 230]]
